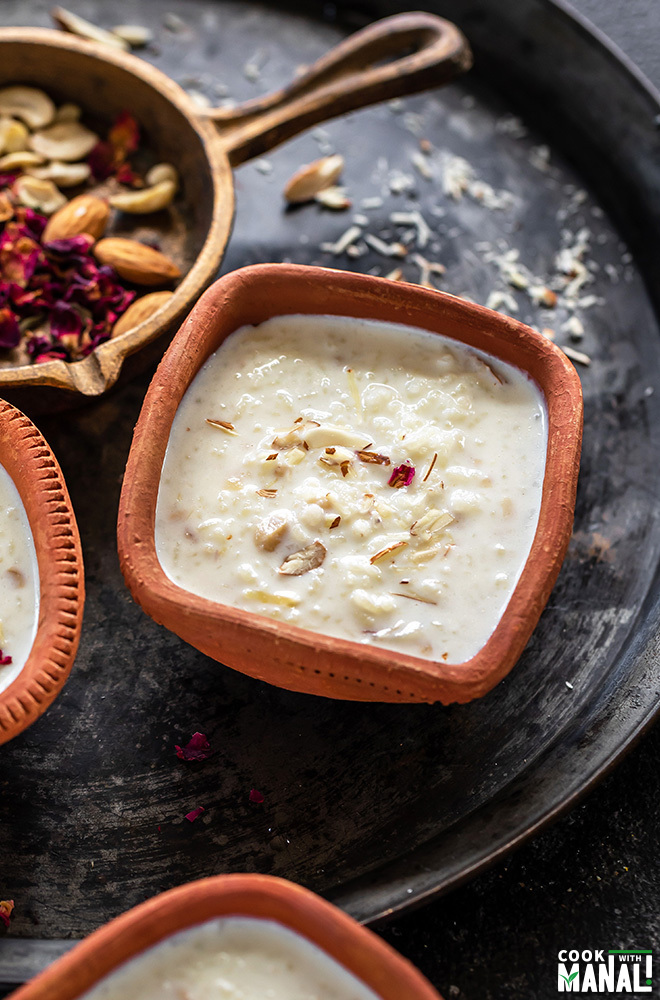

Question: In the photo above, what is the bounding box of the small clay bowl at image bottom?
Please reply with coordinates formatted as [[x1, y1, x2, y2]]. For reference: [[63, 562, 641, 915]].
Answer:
[[117, 263, 583, 705], [0, 400, 84, 745], [6, 873, 443, 1000]]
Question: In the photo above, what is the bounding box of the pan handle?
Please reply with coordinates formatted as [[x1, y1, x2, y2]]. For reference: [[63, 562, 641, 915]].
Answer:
[[202, 12, 472, 167]]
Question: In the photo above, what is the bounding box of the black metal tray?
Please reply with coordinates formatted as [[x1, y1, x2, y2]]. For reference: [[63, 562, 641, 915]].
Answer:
[[2, 0, 660, 986]]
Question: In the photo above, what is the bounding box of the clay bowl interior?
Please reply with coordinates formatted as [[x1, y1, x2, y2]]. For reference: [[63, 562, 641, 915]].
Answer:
[[118, 263, 583, 705], [0, 17, 470, 413], [7, 874, 442, 1000], [0, 399, 84, 744]]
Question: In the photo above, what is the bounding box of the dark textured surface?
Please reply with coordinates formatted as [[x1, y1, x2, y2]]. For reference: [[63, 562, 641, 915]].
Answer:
[[1, 0, 660, 998]]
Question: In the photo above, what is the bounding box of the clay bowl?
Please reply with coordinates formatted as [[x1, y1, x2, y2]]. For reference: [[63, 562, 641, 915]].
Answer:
[[7, 874, 443, 1000], [0, 399, 84, 744], [0, 16, 471, 414], [118, 264, 583, 704]]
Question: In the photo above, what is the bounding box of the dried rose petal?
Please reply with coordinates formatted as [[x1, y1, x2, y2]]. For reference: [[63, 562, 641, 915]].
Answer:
[[0, 650, 12, 666], [49, 302, 83, 342], [0, 308, 20, 349], [110, 111, 140, 157], [249, 789, 265, 804], [0, 173, 17, 191], [388, 462, 415, 488], [115, 163, 143, 188], [44, 235, 95, 256], [185, 806, 205, 823], [0, 900, 14, 928], [87, 141, 116, 181], [175, 732, 212, 761]]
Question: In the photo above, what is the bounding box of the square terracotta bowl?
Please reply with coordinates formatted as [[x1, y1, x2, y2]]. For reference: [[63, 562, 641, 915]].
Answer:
[[0, 400, 84, 744], [117, 264, 582, 704], [7, 874, 443, 1000]]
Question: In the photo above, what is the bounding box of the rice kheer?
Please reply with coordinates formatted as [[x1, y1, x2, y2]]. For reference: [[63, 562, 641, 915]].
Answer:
[[155, 315, 547, 664], [80, 916, 382, 1000], [0, 462, 39, 692]]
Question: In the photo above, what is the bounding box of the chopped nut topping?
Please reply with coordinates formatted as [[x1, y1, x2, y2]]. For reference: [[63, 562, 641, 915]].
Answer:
[[329, 515, 341, 529], [370, 541, 408, 564], [278, 540, 326, 576], [254, 512, 288, 551], [206, 418, 237, 434], [356, 449, 391, 466], [256, 488, 277, 498], [392, 591, 438, 605], [422, 452, 438, 482], [410, 509, 455, 537]]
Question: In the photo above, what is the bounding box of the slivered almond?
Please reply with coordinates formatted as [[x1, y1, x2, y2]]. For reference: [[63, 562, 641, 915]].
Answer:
[[52, 6, 130, 49], [284, 154, 344, 203], [43, 194, 110, 242], [278, 540, 326, 576], [206, 418, 237, 434], [93, 238, 181, 286], [315, 185, 351, 210], [370, 541, 408, 564], [356, 449, 390, 466], [304, 423, 369, 449], [111, 291, 173, 338], [410, 509, 455, 537]]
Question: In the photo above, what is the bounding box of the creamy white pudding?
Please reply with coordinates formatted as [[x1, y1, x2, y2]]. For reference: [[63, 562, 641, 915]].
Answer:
[[81, 917, 381, 1000], [156, 315, 547, 663], [0, 462, 39, 692]]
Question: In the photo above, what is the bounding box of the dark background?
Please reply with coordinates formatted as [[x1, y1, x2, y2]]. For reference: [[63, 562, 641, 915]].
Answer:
[[378, 2, 660, 998], [0, 1, 658, 998]]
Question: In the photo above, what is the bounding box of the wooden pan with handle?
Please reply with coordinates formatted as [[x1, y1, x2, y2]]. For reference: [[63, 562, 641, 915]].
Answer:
[[0, 15, 471, 412]]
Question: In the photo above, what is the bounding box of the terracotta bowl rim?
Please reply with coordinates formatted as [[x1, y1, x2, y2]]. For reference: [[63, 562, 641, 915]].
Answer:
[[0, 27, 232, 398], [0, 399, 84, 744], [8, 873, 442, 1000], [117, 263, 583, 704]]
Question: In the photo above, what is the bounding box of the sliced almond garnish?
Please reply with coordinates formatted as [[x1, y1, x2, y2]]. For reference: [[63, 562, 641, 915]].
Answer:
[[278, 540, 326, 576], [304, 423, 370, 449], [244, 589, 300, 607], [206, 418, 237, 434], [111, 23, 154, 47], [282, 446, 307, 466], [391, 591, 437, 605], [346, 367, 362, 416], [356, 449, 391, 466], [0, 87, 55, 130], [256, 488, 277, 498], [370, 541, 408, 564], [284, 154, 344, 204], [422, 452, 438, 482], [52, 7, 130, 49], [315, 185, 351, 210], [329, 516, 341, 529], [410, 509, 455, 538], [254, 512, 289, 551]]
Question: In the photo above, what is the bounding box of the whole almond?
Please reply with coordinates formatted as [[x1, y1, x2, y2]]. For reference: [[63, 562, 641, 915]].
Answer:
[[93, 238, 181, 286], [43, 194, 110, 242], [112, 291, 173, 337]]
